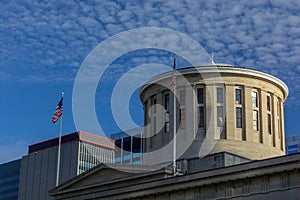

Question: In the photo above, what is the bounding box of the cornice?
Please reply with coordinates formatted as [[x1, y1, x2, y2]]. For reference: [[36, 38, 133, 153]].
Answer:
[[140, 65, 288, 101]]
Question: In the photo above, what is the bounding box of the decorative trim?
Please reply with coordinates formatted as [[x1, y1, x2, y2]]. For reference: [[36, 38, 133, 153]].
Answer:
[[140, 66, 288, 101]]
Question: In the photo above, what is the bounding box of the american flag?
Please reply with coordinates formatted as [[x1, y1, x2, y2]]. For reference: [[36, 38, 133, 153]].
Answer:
[[52, 97, 63, 123]]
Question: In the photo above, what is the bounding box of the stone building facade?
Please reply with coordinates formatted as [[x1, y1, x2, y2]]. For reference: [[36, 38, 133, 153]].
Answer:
[[49, 153, 300, 200], [139, 65, 288, 162]]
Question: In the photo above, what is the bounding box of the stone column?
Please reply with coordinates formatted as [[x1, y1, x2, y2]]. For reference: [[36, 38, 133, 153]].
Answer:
[[272, 94, 278, 148], [225, 84, 235, 140], [244, 86, 253, 142], [205, 84, 215, 140], [280, 100, 285, 152]]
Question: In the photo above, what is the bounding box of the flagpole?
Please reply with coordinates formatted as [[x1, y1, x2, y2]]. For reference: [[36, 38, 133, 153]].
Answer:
[[56, 92, 64, 186], [172, 55, 177, 176]]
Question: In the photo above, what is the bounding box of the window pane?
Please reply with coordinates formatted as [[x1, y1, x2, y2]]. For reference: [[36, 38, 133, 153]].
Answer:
[[236, 108, 242, 128], [236, 89, 242, 104], [132, 137, 141, 153], [150, 135, 153, 148], [287, 149, 300, 154], [253, 110, 258, 131], [180, 108, 185, 129], [217, 88, 223, 103], [287, 144, 298, 150], [277, 100, 281, 139], [197, 88, 204, 104], [268, 114, 272, 134], [252, 92, 258, 107], [267, 96, 271, 111], [217, 106, 223, 117], [165, 111, 169, 122], [153, 98, 157, 113], [217, 106, 223, 127], [165, 121, 170, 132], [180, 90, 185, 105], [165, 111, 170, 132], [165, 94, 170, 110], [153, 116, 156, 134], [198, 107, 205, 128]]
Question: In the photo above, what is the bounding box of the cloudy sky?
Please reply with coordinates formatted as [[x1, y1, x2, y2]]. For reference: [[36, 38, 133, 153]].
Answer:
[[0, 0, 299, 163]]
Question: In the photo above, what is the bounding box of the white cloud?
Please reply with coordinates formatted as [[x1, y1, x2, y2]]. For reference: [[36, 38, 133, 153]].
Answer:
[[0, 0, 299, 105], [1, 1, 300, 159]]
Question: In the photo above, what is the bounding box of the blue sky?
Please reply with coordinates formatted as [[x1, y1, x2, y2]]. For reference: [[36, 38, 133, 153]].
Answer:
[[0, 0, 300, 163]]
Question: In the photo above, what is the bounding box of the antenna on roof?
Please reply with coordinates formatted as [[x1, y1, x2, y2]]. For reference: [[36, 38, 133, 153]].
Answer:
[[211, 52, 216, 65]]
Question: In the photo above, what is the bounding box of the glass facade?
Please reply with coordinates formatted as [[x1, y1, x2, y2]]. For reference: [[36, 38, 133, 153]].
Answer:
[[286, 136, 300, 155], [286, 144, 300, 154], [78, 142, 114, 174], [0, 159, 21, 200], [112, 131, 143, 165]]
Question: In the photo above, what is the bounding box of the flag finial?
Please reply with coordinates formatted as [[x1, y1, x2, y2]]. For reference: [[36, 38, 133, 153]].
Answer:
[[211, 52, 216, 65]]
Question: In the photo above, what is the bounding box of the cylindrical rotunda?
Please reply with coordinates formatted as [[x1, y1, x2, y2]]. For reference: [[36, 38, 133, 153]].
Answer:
[[140, 65, 288, 160]]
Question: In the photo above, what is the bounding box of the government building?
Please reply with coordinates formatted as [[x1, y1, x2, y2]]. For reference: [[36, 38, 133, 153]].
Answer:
[[140, 64, 288, 163], [18, 131, 115, 200], [49, 64, 300, 200]]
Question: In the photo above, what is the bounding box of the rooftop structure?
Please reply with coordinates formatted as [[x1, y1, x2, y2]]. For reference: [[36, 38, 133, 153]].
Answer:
[[140, 65, 288, 163], [28, 131, 115, 154], [18, 131, 114, 200]]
